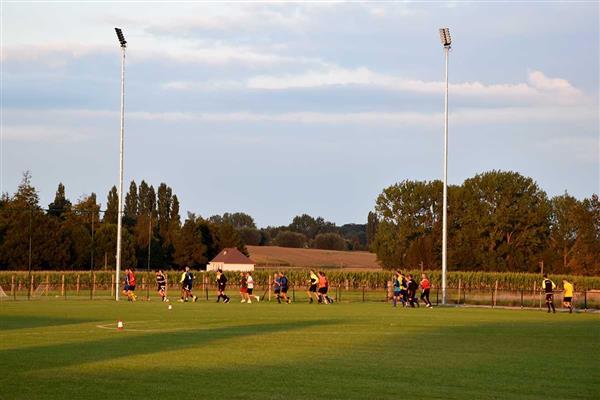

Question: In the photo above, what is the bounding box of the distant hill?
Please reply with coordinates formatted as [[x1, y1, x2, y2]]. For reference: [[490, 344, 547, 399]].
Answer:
[[247, 245, 381, 270]]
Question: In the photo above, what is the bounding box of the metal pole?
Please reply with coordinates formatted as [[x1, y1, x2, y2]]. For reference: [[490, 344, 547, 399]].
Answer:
[[147, 213, 151, 301], [90, 211, 95, 300], [115, 44, 126, 301], [27, 209, 32, 300], [442, 45, 449, 305]]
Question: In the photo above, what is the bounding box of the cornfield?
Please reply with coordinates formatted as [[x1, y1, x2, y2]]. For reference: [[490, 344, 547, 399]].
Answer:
[[1, 269, 599, 290]]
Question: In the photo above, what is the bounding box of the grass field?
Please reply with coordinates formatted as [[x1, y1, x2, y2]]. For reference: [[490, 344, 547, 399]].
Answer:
[[1, 301, 599, 400], [248, 245, 380, 269]]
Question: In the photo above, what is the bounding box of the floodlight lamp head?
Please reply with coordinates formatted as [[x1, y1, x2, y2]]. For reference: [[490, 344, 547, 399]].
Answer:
[[439, 27, 451, 47], [115, 28, 127, 47]]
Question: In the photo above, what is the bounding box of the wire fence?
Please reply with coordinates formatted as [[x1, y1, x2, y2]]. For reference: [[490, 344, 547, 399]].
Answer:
[[2, 273, 598, 311]]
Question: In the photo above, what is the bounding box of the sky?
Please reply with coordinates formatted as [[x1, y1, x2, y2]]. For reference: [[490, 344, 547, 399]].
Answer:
[[1, 1, 599, 227]]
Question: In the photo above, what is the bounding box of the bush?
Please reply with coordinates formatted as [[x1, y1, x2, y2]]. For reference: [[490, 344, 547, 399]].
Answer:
[[274, 231, 307, 248], [313, 233, 347, 251]]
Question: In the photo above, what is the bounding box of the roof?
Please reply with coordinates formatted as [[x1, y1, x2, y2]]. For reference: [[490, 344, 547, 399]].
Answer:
[[209, 247, 255, 264]]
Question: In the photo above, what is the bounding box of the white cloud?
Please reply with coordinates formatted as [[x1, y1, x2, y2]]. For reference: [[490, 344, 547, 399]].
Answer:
[[1, 40, 320, 68], [2, 125, 96, 142], [4, 105, 597, 135], [244, 67, 587, 105]]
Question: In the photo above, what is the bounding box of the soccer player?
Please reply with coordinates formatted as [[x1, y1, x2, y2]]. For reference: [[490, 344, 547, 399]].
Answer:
[[155, 269, 168, 302], [123, 268, 137, 301], [542, 274, 556, 313], [239, 272, 249, 303], [392, 271, 401, 307], [562, 279, 574, 314], [420, 273, 432, 308], [398, 271, 408, 307], [279, 271, 291, 304], [179, 266, 197, 302], [307, 270, 319, 303], [215, 269, 230, 303], [246, 271, 260, 303], [407, 274, 419, 308], [273, 272, 282, 303], [318, 271, 333, 304]]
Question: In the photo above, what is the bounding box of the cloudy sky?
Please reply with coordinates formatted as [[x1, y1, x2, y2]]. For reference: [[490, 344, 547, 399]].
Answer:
[[1, 1, 598, 227]]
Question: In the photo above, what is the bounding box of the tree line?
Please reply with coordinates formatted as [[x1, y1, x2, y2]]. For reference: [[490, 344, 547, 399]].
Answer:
[[370, 170, 599, 275], [0, 172, 366, 271]]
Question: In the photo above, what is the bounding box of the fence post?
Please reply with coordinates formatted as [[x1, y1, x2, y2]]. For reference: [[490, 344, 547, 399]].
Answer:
[[204, 275, 209, 301], [110, 274, 114, 299], [30, 274, 34, 300], [61, 274, 65, 298], [362, 286, 365, 302], [92, 273, 96, 299], [457, 279, 462, 305], [584, 290, 587, 311], [520, 289, 524, 309], [76, 275, 80, 296], [268, 275, 272, 302], [11, 275, 15, 298], [292, 285, 296, 302], [493, 280, 498, 308], [436, 287, 439, 305]]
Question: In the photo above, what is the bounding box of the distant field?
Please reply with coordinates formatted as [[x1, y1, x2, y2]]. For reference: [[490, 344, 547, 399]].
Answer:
[[248, 245, 381, 270], [1, 300, 599, 400]]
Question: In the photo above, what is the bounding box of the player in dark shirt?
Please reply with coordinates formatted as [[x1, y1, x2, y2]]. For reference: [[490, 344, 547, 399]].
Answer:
[[279, 272, 291, 304], [155, 269, 168, 302], [542, 274, 556, 313], [406, 274, 419, 308], [179, 266, 197, 302], [216, 269, 230, 303]]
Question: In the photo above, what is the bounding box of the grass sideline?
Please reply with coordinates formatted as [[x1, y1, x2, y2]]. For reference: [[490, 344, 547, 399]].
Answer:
[[1, 301, 599, 400]]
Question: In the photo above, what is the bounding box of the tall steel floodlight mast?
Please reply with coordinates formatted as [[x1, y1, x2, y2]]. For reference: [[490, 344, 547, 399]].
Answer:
[[439, 27, 451, 305], [114, 27, 127, 301]]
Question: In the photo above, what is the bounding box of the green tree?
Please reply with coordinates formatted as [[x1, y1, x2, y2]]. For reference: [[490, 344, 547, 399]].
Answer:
[[548, 193, 581, 272], [13, 171, 39, 209], [48, 183, 71, 219], [274, 230, 307, 248], [570, 195, 600, 275], [94, 223, 136, 269], [124, 181, 138, 226], [313, 232, 347, 250], [173, 214, 208, 268], [366, 211, 379, 249], [238, 227, 262, 246], [372, 180, 442, 269], [460, 171, 550, 272], [223, 212, 256, 229], [218, 223, 247, 255], [104, 186, 118, 224], [138, 181, 156, 217]]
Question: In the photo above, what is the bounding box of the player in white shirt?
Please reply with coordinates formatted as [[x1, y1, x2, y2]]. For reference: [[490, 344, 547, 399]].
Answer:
[[246, 272, 260, 303]]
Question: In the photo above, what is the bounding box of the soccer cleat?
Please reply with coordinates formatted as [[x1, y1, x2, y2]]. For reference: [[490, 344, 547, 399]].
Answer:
[[224, 298, 230, 303], [255, 296, 260, 302], [247, 300, 252, 304], [193, 296, 198, 302], [241, 299, 246, 303]]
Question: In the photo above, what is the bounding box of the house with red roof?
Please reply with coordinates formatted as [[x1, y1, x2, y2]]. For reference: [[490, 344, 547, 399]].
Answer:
[[207, 247, 255, 272]]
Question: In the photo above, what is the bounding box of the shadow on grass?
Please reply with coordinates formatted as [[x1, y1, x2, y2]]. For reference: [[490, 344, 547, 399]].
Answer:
[[0, 318, 340, 374], [0, 315, 98, 331]]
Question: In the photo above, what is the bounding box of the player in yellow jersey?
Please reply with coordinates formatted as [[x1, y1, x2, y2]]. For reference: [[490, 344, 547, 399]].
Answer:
[[562, 280, 574, 314]]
